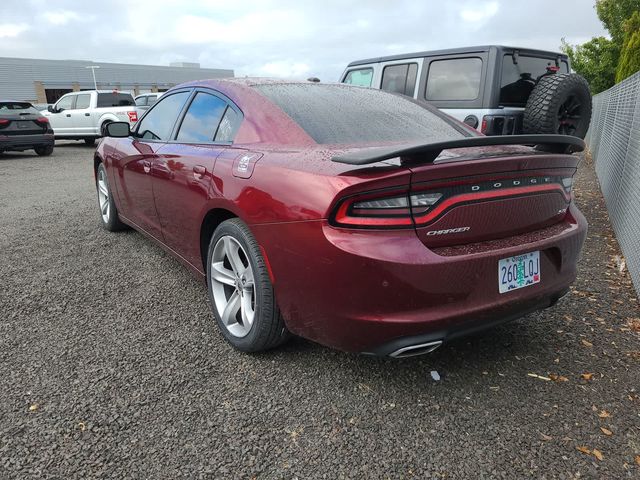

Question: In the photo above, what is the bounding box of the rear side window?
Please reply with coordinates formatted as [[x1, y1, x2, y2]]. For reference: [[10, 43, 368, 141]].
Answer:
[[500, 55, 570, 107], [425, 58, 482, 101], [176, 92, 227, 143], [0, 102, 38, 114], [135, 97, 147, 106], [97, 93, 135, 107], [75, 94, 91, 109], [215, 107, 239, 142], [255, 84, 465, 144], [381, 63, 418, 96], [136, 91, 190, 141], [343, 68, 374, 87], [148, 95, 159, 106]]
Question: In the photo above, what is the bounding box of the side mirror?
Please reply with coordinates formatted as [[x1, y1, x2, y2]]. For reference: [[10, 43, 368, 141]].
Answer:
[[104, 121, 131, 138], [47, 105, 54, 113]]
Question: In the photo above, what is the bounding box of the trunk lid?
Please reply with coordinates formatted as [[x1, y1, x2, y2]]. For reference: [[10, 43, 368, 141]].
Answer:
[[408, 146, 577, 247]]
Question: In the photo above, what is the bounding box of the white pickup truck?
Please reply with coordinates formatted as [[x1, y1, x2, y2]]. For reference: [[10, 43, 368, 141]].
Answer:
[[42, 90, 141, 145]]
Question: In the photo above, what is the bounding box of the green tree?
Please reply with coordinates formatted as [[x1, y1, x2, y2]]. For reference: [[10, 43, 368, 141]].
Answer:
[[616, 11, 640, 82], [562, 37, 619, 93], [561, 0, 640, 92], [596, 0, 640, 45]]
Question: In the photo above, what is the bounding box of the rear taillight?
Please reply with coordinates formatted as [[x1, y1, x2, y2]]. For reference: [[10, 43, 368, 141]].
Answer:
[[480, 117, 488, 134], [332, 175, 572, 229], [333, 191, 443, 228], [35, 117, 49, 125], [0, 118, 9, 126]]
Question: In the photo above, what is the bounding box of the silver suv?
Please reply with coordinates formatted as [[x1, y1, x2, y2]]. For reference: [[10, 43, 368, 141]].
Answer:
[[341, 45, 591, 138]]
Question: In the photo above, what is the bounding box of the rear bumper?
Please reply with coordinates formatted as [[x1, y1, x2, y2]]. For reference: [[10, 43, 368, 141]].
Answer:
[[0, 133, 54, 151], [251, 204, 587, 354]]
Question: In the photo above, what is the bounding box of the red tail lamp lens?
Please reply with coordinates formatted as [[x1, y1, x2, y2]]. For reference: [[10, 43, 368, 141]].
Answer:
[[333, 191, 442, 228]]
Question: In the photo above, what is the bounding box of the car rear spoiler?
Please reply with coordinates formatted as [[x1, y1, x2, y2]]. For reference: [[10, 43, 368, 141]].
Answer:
[[331, 134, 586, 165]]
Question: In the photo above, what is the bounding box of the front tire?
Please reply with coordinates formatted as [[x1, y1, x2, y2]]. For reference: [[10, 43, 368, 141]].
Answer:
[[206, 218, 289, 352], [34, 145, 54, 156], [96, 162, 127, 231]]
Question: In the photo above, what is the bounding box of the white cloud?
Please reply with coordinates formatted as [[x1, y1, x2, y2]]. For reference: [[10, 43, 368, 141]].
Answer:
[[0, 23, 28, 38], [43, 11, 81, 25], [252, 60, 311, 78], [0, 0, 609, 81], [460, 1, 499, 23]]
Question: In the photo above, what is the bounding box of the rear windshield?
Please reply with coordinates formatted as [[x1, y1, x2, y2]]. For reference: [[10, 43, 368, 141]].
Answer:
[[97, 93, 135, 108], [0, 102, 38, 115], [500, 55, 570, 107], [255, 84, 466, 144]]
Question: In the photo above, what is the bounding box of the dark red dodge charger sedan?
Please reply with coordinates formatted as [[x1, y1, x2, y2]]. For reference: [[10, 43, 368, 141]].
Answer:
[[94, 78, 587, 357]]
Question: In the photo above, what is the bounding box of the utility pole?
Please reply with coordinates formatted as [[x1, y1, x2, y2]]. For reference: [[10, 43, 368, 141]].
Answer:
[[86, 65, 100, 90]]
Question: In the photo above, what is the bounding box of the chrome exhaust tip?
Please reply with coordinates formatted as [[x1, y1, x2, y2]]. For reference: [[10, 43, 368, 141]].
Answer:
[[389, 340, 443, 358]]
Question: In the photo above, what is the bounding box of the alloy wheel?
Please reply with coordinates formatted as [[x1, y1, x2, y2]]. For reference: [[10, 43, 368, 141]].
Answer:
[[210, 235, 256, 338], [557, 95, 582, 136], [97, 167, 110, 224]]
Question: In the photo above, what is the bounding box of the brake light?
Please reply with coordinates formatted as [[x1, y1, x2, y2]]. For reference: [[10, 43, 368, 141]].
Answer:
[[333, 191, 443, 228], [332, 175, 571, 229], [0, 118, 9, 125], [35, 117, 49, 125], [480, 117, 488, 134]]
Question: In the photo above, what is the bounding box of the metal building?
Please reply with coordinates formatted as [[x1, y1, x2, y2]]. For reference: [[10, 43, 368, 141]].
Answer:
[[0, 56, 234, 105]]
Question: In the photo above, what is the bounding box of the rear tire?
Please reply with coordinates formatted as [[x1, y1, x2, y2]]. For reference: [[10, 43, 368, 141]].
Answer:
[[34, 145, 54, 156], [96, 162, 127, 231], [84, 138, 96, 146], [206, 218, 289, 352], [523, 73, 592, 138]]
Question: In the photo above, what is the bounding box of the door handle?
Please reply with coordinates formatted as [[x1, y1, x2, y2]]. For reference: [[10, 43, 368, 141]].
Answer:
[[142, 160, 151, 174], [66, 114, 71, 117], [84, 113, 90, 116], [193, 165, 206, 179]]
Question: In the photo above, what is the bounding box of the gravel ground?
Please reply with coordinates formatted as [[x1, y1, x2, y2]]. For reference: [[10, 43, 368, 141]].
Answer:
[[0, 142, 639, 479]]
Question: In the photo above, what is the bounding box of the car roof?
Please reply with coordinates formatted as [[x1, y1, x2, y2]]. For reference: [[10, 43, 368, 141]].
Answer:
[[0, 99, 33, 103], [346, 45, 569, 67]]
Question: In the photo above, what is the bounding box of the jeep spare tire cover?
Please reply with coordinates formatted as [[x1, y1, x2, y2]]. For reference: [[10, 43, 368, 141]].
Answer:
[[523, 73, 592, 138]]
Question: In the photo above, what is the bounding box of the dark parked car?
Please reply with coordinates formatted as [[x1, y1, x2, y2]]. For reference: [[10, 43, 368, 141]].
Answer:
[[94, 79, 587, 357], [0, 100, 54, 156]]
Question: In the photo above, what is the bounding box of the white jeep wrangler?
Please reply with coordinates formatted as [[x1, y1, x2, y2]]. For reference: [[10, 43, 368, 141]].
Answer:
[[341, 45, 592, 138]]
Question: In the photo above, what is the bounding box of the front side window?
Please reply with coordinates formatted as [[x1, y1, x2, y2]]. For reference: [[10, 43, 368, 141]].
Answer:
[[75, 94, 91, 109], [343, 68, 374, 87], [148, 95, 159, 106], [56, 95, 75, 111], [136, 91, 190, 141], [176, 92, 227, 143], [425, 58, 482, 101], [96, 93, 135, 108], [381, 63, 418, 96], [500, 55, 570, 106], [135, 97, 147, 107]]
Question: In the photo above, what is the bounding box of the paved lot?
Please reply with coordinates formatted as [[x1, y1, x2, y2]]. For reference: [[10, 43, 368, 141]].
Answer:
[[1, 142, 639, 479]]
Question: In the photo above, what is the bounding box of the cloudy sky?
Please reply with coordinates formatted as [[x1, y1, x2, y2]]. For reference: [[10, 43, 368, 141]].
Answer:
[[0, 0, 607, 81]]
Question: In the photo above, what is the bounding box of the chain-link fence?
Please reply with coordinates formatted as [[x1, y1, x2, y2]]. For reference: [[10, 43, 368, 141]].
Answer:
[[586, 71, 640, 295]]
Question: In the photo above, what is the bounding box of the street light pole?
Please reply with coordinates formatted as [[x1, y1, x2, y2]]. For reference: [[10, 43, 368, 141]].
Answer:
[[85, 65, 100, 90]]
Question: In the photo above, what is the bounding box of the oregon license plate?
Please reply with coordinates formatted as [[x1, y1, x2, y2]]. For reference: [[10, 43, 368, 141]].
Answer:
[[498, 251, 540, 293]]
